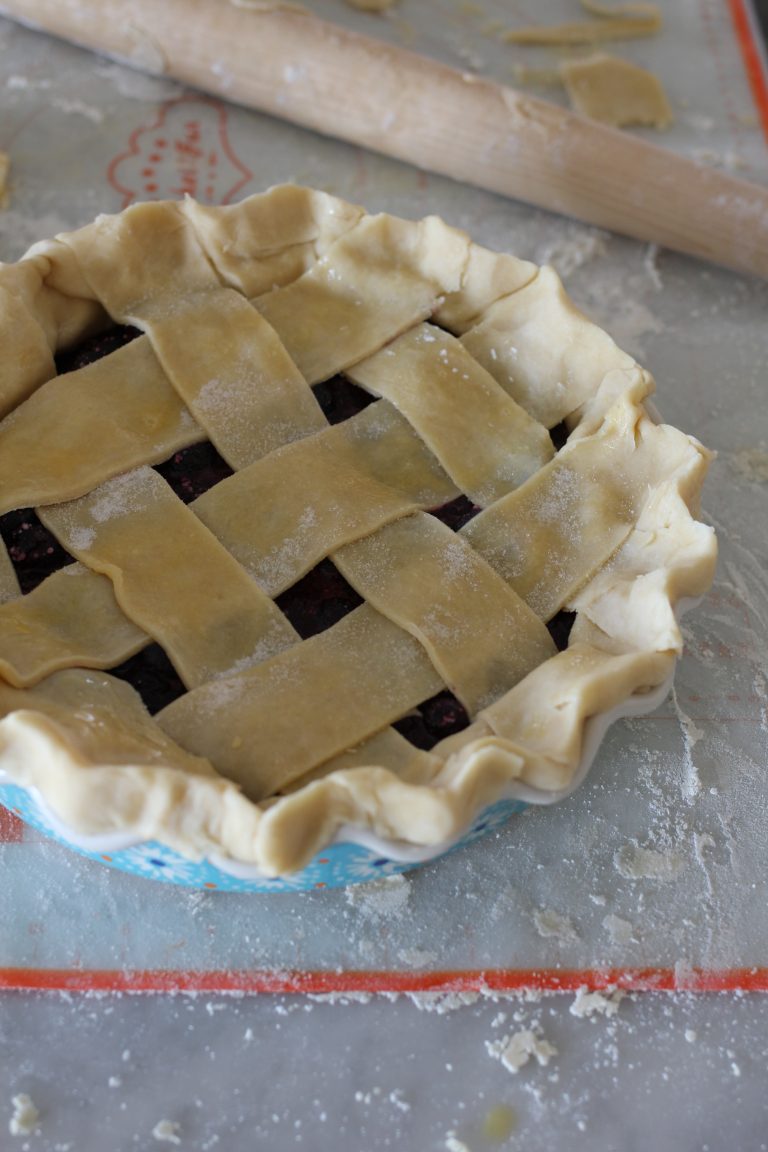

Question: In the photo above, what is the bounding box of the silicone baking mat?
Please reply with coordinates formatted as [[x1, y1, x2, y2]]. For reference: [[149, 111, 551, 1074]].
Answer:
[[1, 0, 767, 996]]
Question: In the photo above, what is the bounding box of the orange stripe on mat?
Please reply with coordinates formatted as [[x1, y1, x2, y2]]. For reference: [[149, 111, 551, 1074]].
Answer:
[[727, 0, 768, 146], [2, 967, 768, 994]]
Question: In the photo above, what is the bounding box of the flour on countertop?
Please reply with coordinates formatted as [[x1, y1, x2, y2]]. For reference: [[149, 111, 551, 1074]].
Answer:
[[307, 991, 373, 1005], [602, 297, 665, 358], [96, 61, 183, 102], [9, 1094, 39, 1137], [536, 225, 607, 279], [671, 687, 704, 802], [344, 874, 411, 918], [533, 908, 579, 942], [603, 913, 634, 945], [0, 211, 74, 261], [730, 447, 768, 484], [6, 74, 52, 91], [643, 244, 663, 290], [615, 842, 684, 880], [445, 1133, 472, 1152], [407, 990, 481, 1014], [397, 947, 438, 967], [48, 97, 105, 123], [486, 1029, 558, 1073]]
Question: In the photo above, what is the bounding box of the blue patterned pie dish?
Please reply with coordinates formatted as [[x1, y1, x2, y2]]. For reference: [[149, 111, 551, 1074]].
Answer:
[[0, 190, 716, 889], [0, 676, 673, 891]]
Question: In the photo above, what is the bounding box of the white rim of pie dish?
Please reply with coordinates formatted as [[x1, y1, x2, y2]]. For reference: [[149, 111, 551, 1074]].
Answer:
[[0, 597, 699, 880]]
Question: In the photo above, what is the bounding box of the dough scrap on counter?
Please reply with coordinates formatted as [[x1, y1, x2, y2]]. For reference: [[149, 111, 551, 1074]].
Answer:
[[230, 0, 310, 10], [0, 152, 9, 209], [486, 1029, 558, 1073], [344, 0, 398, 10], [152, 1119, 182, 1145], [9, 1094, 39, 1137], [503, 0, 661, 44], [580, 0, 660, 18], [561, 54, 673, 128]]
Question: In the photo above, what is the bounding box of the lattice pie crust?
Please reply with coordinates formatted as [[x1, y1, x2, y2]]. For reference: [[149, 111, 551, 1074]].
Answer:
[[0, 187, 716, 875]]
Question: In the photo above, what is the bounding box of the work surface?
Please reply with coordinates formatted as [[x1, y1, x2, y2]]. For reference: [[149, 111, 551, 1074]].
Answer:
[[2, 1, 768, 1149]]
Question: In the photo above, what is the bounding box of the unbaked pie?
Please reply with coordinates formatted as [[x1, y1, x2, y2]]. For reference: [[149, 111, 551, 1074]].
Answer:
[[0, 186, 716, 876]]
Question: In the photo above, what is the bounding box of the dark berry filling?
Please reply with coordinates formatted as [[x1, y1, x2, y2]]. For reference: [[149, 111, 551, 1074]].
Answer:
[[54, 324, 141, 375], [549, 419, 570, 451], [0, 509, 72, 595], [275, 559, 363, 640]]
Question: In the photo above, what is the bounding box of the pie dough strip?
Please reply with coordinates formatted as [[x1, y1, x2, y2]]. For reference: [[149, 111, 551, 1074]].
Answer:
[[461, 395, 693, 619], [143, 287, 326, 471], [504, 13, 663, 43], [182, 185, 365, 299], [0, 273, 56, 418], [0, 186, 358, 418], [157, 604, 445, 800], [460, 267, 637, 428], [192, 400, 457, 596], [0, 671, 274, 864], [0, 253, 106, 418], [58, 202, 328, 470], [0, 539, 20, 605], [0, 339, 201, 515], [0, 565, 147, 689], [38, 468, 298, 689], [64, 202, 470, 406], [334, 512, 555, 712], [0, 403, 456, 686], [478, 642, 674, 789], [346, 323, 554, 506], [286, 726, 441, 792], [569, 451, 716, 654], [0, 670, 219, 778], [254, 212, 469, 384], [59, 201, 226, 317], [433, 244, 538, 332]]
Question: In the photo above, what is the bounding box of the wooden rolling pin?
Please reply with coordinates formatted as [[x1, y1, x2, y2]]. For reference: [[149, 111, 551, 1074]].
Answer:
[[3, 0, 768, 278]]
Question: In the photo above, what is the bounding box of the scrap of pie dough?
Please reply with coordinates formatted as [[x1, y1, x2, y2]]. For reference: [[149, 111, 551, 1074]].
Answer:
[[152, 1119, 181, 1145], [504, 0, 661, 44], [580, 0, 659, 17], [9, 1094, 39, 1137], [0, 153, 8, 209], [486, 1029, 558, 1073], [344, 0, 398, 9], [561, 54, 673, 128], [230, 0, 309, 10]]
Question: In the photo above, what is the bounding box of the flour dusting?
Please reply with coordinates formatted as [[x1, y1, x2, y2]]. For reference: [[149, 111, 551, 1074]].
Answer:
[[344, 874, 411, 919], [533, 907, 579, 942], [615, 843, 684, 880]]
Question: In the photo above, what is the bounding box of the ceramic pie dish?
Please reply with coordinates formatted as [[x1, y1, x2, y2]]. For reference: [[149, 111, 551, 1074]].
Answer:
[[0, 186, 716, 890]]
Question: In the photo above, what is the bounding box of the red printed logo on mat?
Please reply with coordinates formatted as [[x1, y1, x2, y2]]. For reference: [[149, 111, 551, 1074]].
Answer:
[[108, 96, 253, 207]]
